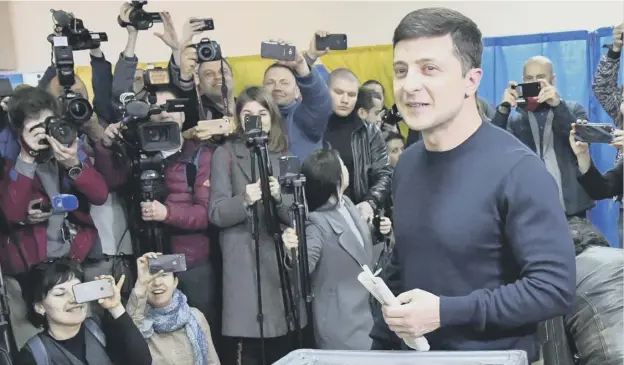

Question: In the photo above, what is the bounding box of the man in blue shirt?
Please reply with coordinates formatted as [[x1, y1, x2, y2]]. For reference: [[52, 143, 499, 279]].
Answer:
[[370, 8, 576, 363]]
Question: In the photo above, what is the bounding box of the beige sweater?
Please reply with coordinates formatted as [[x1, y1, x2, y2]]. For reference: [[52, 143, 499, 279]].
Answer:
[[126, 290, 220, 365]]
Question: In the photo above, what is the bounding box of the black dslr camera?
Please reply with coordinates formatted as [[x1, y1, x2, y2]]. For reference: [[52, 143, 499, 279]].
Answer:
[[44, 38, 94, 146], [118, 68, 186, 153], [49, 9, 108, 51], [118, 1, 162, 31], [192, 38, 222, 63]]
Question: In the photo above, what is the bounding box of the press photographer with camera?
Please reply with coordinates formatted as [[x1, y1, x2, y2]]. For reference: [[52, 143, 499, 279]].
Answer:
[[94, 81, 217, 326], [16, 259, 151, 365], [0, 86, 109, 275], [170, 21, 236, 132], [281, 149, 391, 350], [208, 86, 298, 365], [262, 32, 333, 162]]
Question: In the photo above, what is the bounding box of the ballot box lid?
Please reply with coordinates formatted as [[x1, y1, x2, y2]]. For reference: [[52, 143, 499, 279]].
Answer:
[[273, 349, 528, 365]]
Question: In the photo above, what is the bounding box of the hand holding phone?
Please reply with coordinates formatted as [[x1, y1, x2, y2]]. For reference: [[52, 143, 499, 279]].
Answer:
[[148, 254, 187, 274], [196, 118, 233, 139], [574, 122, 615, 144], [512, 82, 541, 99], [73, 279, 115, 304], [261, 41, 296, 62], [315, 33, 348, 51]]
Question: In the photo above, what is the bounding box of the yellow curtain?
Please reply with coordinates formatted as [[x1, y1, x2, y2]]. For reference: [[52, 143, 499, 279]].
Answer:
[[319, 45, 394, 107]]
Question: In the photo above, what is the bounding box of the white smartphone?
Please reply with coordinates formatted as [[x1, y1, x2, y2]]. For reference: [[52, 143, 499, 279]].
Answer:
[[72, 279, 114, 304]]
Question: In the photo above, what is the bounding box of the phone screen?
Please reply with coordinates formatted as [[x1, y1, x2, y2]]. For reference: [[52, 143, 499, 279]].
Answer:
[[279, 156, 300, 177]]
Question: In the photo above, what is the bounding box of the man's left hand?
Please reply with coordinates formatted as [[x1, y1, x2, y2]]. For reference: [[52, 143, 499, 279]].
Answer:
[[537, 79, 561, 107], [356, 201, 375, 222], [47, 136, 80, 169], [382, 289, 441, 339]]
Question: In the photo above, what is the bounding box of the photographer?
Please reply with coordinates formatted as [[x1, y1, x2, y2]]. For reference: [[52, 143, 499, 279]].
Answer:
[[0, 86, 109, 275], [170, 20, 235, 131], [569, 121, 623, 245], [262, 32, 333, 161], [281, 149, 390, 350], [208, 86, 296, 365], [94, 83, 216, 325]]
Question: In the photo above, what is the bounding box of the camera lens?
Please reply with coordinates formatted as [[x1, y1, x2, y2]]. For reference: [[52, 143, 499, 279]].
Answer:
[[147, 128, 161, 142], [67, 98, 93, 123], [198, 44, 215, 62], [48, 120, 77, 145]]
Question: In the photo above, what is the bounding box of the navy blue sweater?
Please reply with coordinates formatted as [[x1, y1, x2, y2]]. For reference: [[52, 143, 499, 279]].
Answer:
[[370, 122, 576, 360]]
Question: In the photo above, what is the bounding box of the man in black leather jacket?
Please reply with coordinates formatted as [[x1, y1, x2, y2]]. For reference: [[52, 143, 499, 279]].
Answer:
[[324, 69, 392, 219]]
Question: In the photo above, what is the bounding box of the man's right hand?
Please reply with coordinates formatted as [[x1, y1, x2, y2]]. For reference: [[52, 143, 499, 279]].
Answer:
[[613, 23, 623, 53], [244, 180, 262, 205], [500, 81, 519, 110], [119, 3, 137, 35], [179, 42, 198, 81], [102, 123, 122, 148], [25, 198, 52, 224]]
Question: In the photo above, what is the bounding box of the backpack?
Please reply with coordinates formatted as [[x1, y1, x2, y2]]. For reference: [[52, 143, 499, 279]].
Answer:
[[26, 318, 105, 365]]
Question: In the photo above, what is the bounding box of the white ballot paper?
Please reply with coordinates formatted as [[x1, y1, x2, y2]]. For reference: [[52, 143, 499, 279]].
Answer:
[[357, 265, 430, 351]]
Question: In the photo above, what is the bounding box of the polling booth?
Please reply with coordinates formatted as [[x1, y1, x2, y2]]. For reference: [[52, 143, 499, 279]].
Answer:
[[2, 26, 622, 246]]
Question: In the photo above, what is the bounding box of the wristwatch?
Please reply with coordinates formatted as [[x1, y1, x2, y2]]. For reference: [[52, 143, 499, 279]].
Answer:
[[68, 164, 83, 180]]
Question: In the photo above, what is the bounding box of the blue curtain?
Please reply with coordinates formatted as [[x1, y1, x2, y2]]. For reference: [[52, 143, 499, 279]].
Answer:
[[479, 28, 622, 247]]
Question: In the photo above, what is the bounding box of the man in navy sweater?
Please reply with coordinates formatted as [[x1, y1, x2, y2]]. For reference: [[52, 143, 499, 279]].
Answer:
[[370, 8, 576, 363]]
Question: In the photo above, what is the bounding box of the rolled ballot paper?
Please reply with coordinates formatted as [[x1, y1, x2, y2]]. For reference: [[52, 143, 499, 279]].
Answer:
[[357, 265, 430, 351]]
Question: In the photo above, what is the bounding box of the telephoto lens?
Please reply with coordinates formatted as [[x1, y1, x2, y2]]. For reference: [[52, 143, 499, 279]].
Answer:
[[45, 117, 77, 145]]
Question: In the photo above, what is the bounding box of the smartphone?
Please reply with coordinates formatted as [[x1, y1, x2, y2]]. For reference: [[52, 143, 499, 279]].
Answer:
[[197, 119, 232, 136], [73, 279, 114, 304], [260, 41, 296, 62], [574, 123, 615, 144], [279, 156, 300, 177], [191, 18, 214, 32], [316, 34, 348, 51], [148, 254, 187, 274], [513, 82, 541, 98], [244, 115, 261, 133], [32, 201, 51, 213]]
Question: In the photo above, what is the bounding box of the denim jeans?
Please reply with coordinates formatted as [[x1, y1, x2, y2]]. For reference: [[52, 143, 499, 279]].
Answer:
[[565, 246, 624, 365]]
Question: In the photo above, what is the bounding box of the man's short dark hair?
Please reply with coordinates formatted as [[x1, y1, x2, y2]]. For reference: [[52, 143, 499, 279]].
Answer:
[[362, 79, 385, 100], [356, 88, 377, 112], [327, 68, 359, 87], [568, 217, 611, 256], [7, 86, 60, 131], [384, 131, 405, 144], [393, 7, 483, 74], [302, 149, 343, 212]]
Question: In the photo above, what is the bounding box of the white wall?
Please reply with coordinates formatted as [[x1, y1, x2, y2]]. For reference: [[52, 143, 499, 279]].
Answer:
[[5, 0, 624, 72]]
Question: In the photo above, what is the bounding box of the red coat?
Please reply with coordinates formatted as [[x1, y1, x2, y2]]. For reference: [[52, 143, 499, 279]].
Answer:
[[0, 151, 109, 274], [94, 140, 212, 267]]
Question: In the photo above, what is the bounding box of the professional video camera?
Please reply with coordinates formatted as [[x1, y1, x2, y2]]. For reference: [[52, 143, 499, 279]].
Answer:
[[117, 68, 184, 153], [192, 38, 223, 63], [381, 104, 402, 126], [49, 9, 108, 51], [118, 1, 162, 31]]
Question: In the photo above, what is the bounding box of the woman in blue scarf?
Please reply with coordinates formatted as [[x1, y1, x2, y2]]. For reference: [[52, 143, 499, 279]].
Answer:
[[126, 252, 220, 365]]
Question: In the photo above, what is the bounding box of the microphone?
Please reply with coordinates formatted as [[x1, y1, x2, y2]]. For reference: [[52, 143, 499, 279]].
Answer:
[[41, 194, 79, 214]]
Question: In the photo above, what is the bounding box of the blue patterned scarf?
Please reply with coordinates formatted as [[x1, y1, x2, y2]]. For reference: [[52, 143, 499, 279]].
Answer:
[[142, 289, 209, 365]]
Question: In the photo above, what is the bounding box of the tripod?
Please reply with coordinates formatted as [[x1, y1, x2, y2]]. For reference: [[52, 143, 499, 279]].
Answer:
[[246, 135, 297, 364], [289, 175, 313, 347]]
